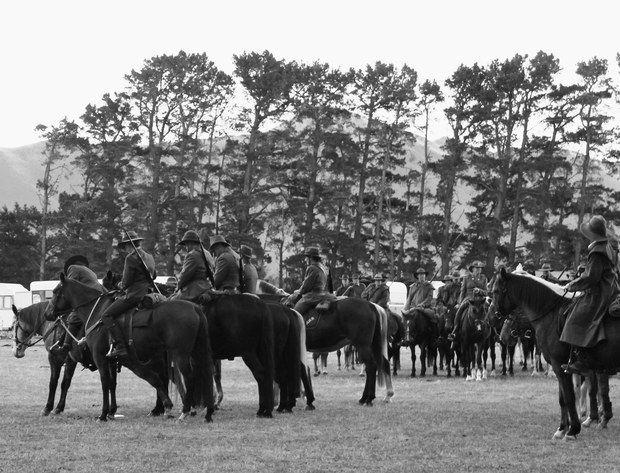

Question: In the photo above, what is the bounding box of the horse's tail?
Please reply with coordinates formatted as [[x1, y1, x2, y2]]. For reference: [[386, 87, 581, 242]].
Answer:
[[258, 301, 275, 405], [371, 303, 390, 388], [286, 308, 303, 398], [190, 305, 215, 412]]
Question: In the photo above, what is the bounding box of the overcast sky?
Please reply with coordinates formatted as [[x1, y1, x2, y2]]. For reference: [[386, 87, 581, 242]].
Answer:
[[1, 0, 618, 148]]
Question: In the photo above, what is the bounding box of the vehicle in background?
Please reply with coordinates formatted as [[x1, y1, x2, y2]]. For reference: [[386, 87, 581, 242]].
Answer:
[[30, 280, 59, 305], [387, 281, 407, 314], [0, 283, 31, 330]]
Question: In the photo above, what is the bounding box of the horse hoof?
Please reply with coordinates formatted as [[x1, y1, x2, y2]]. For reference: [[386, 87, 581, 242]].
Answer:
[[178, 412, 190, 422], [564, 434, 577, 441], [582, 417, 594, 428], [552, 429, 566, 440], [305, 404, 316, 411], [41, 408, 52, 417], [597, 420, 609, 429], [322, 371, 327, 376]]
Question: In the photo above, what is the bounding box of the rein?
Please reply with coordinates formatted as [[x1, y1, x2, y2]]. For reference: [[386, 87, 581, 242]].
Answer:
[[14, 308, 71, 349]]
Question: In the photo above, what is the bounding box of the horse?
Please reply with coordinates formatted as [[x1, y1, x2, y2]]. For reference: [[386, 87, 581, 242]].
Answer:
[[200, 295, 276, 417], [313, 352, 330, 376], [401, 309, 438, 377], [303, 298, 394, 405], [498, 308, 537, 373], [454, 294, 493, 381], [436, 305, 457, 377], [12, 302, 84, 416], [492, 268, 617, 439], [45, 273, 215, 422], [387, 310, 404, 375]]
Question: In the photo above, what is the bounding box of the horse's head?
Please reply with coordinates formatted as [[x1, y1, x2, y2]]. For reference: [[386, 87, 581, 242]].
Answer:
[[491, 267, 517, 319], [12, 304, 28, 358], [44, 273, 71, 321]]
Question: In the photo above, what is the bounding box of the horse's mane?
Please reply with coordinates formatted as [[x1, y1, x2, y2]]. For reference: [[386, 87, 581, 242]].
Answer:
[[19, 301, 49, 331], [506, 271, 576, 309]]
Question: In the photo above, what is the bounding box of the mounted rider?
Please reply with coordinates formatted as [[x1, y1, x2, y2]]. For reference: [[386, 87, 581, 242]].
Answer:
[[448, 260, 488, 341], [402, 267, 436, 342], [169, 230, 214, 303], [342, 273, 366, 298], [289, 247, 328, 317], [210, 235, 240, 294], [335, 272, 350, 296], [101, 231, 157, 359], [361, 273, 390, 310], [51, 255, 101, 362], [560, 215, 619, 374], [239, 245, 258, 294], [539, 263, 561, 284]]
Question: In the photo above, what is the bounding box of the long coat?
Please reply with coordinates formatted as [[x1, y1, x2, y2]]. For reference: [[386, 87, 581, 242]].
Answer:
[[213, 249, 240, 292], [119, 248, 156, 302], [459, 273, 488, 303], [361, 283, 390, 309], [560, 241, 617, 347], [242, 261, 258, 294], [171, 249, 211, 301]]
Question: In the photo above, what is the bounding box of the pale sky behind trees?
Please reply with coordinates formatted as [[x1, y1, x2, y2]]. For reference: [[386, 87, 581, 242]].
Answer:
[[1, 0, 618, 148]]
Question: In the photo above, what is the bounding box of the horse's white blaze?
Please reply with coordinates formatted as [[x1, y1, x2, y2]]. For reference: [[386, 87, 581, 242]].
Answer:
[[552, 428, 567, 440]]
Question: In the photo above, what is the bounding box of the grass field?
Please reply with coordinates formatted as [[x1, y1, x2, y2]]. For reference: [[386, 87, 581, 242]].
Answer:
[[2, 338, 620, 473]]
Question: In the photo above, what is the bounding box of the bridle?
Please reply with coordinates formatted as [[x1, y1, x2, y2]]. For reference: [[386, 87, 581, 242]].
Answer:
[[13, 307, 70, 350]]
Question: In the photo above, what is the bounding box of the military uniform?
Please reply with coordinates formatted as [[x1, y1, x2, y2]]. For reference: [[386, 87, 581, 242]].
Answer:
[[211, 235, 240, 293], [361, 276, 390, 310], [293, 247, 327, 316]]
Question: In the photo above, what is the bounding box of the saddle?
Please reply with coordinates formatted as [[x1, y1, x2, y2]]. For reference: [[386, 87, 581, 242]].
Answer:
[[316, 294, 338, 311]]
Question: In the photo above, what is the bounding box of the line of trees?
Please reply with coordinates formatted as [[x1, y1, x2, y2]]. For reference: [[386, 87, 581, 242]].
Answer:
[[1, 50, 619, 290]]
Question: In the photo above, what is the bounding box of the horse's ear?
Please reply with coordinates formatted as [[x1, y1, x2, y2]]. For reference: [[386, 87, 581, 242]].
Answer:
[[12, 304, 18, 315], [60, 272, 66, 283], [106, 270, 112, 278], [500, 267, 507, 278]]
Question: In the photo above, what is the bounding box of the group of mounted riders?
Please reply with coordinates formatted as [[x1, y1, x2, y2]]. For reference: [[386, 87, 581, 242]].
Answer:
[[50, 213, 620, 380]]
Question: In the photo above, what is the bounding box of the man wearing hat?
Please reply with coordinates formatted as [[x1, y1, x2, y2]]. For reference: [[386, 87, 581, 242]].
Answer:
[[290, 247, 328, 316], [240, 245, 258, 294], [539, 263, 560, 284], [560, 215, 618, 374], [361, 274, 390, 310], [170, 230, 213, 302], [210, 235, 240, 293], [51, 255, 102, 362], [402, 268, 436, 336], [343, 273, 366, 298], [435, 274, 453, 315], [448, 260, 488, 341], [101, 231, 157, 359], [335, 273, 351, 297]]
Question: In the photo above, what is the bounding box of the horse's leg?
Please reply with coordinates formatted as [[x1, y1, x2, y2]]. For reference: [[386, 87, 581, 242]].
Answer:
[[392, 344, 400, 376], [241, 353, 273, 418], [420, 344, 427, 377], [336, 349, 342, 371], [214, 360, 224, 408], [96, 358, 112, 422], [410, 344, 416, 378], [508, 345, 515, 376], [552, 363, 581, 440], [581, 373, 598, 427], [43, 354, 61, 416], [54, 360, 78, 415], [299, 362, 315, 410], [108, 361, 118, 418], [596, 372, 613, 428], [490, 335, 497, 375], [357, 345, 377, 406], [321, 353, 328, 375]]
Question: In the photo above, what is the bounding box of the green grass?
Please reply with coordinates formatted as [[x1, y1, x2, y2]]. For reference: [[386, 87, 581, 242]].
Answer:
[[2, 339, 620, 473]]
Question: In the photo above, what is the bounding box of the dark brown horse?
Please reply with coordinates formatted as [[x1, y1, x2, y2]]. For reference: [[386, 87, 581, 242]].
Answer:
[[401, 309, 438, 377], [12, 302, 85, 416], [492, 268, 617, 439], [455, 294, 492, 381], [45, 273, 215, 422], [303, 299, 394, 405], [201, 295, 276, 417]]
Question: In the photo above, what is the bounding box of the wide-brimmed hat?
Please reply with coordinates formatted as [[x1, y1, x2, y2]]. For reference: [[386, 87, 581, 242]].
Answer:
[[64, 255, 89, 273], [414, 267, 429, 277], [442, 274, 453, 282], [340, 273, 349, 280], [580, 215, 608, 242], [120, 231, 143, 245], [239, 245, 253, 258], [179, 230, 201, 246], [373, 273, 386, 281], [539, 263, 552, 271], [468, 260, 484, 271], [302, 247, 321, 259], [209, 235, 230, 250], [352, 273, 361, 279], [452, 271, 462, 280]]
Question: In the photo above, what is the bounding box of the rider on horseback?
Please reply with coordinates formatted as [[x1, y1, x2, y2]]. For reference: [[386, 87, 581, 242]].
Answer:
[[210, 235, 240, 294], [402, 267, 436, 342], [539, 263, 561, 283], [169, 230, 214, 303], [342, 273, 366, 298], [361, 273, 390, 310], [239, 245, 258, 294], [290, 247, 328, 316], [51, 255, 100, 362], [101, 231, 157, 359], [448, 260, 488, 342], [560, 215, 619, 375]]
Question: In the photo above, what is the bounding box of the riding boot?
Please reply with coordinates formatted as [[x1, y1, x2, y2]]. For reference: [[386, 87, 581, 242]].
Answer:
[[562, 347, 593, 375], [104, 321, 129, 359]]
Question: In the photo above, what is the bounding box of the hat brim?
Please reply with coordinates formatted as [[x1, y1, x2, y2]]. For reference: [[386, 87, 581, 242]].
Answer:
[[580, 222, 608, 242], [120, 237, 143, 245]]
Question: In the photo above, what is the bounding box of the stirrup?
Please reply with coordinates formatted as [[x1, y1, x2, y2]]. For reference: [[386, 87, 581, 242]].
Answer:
[[77, 337, 87, 347], [106, 344, 128, 359]]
